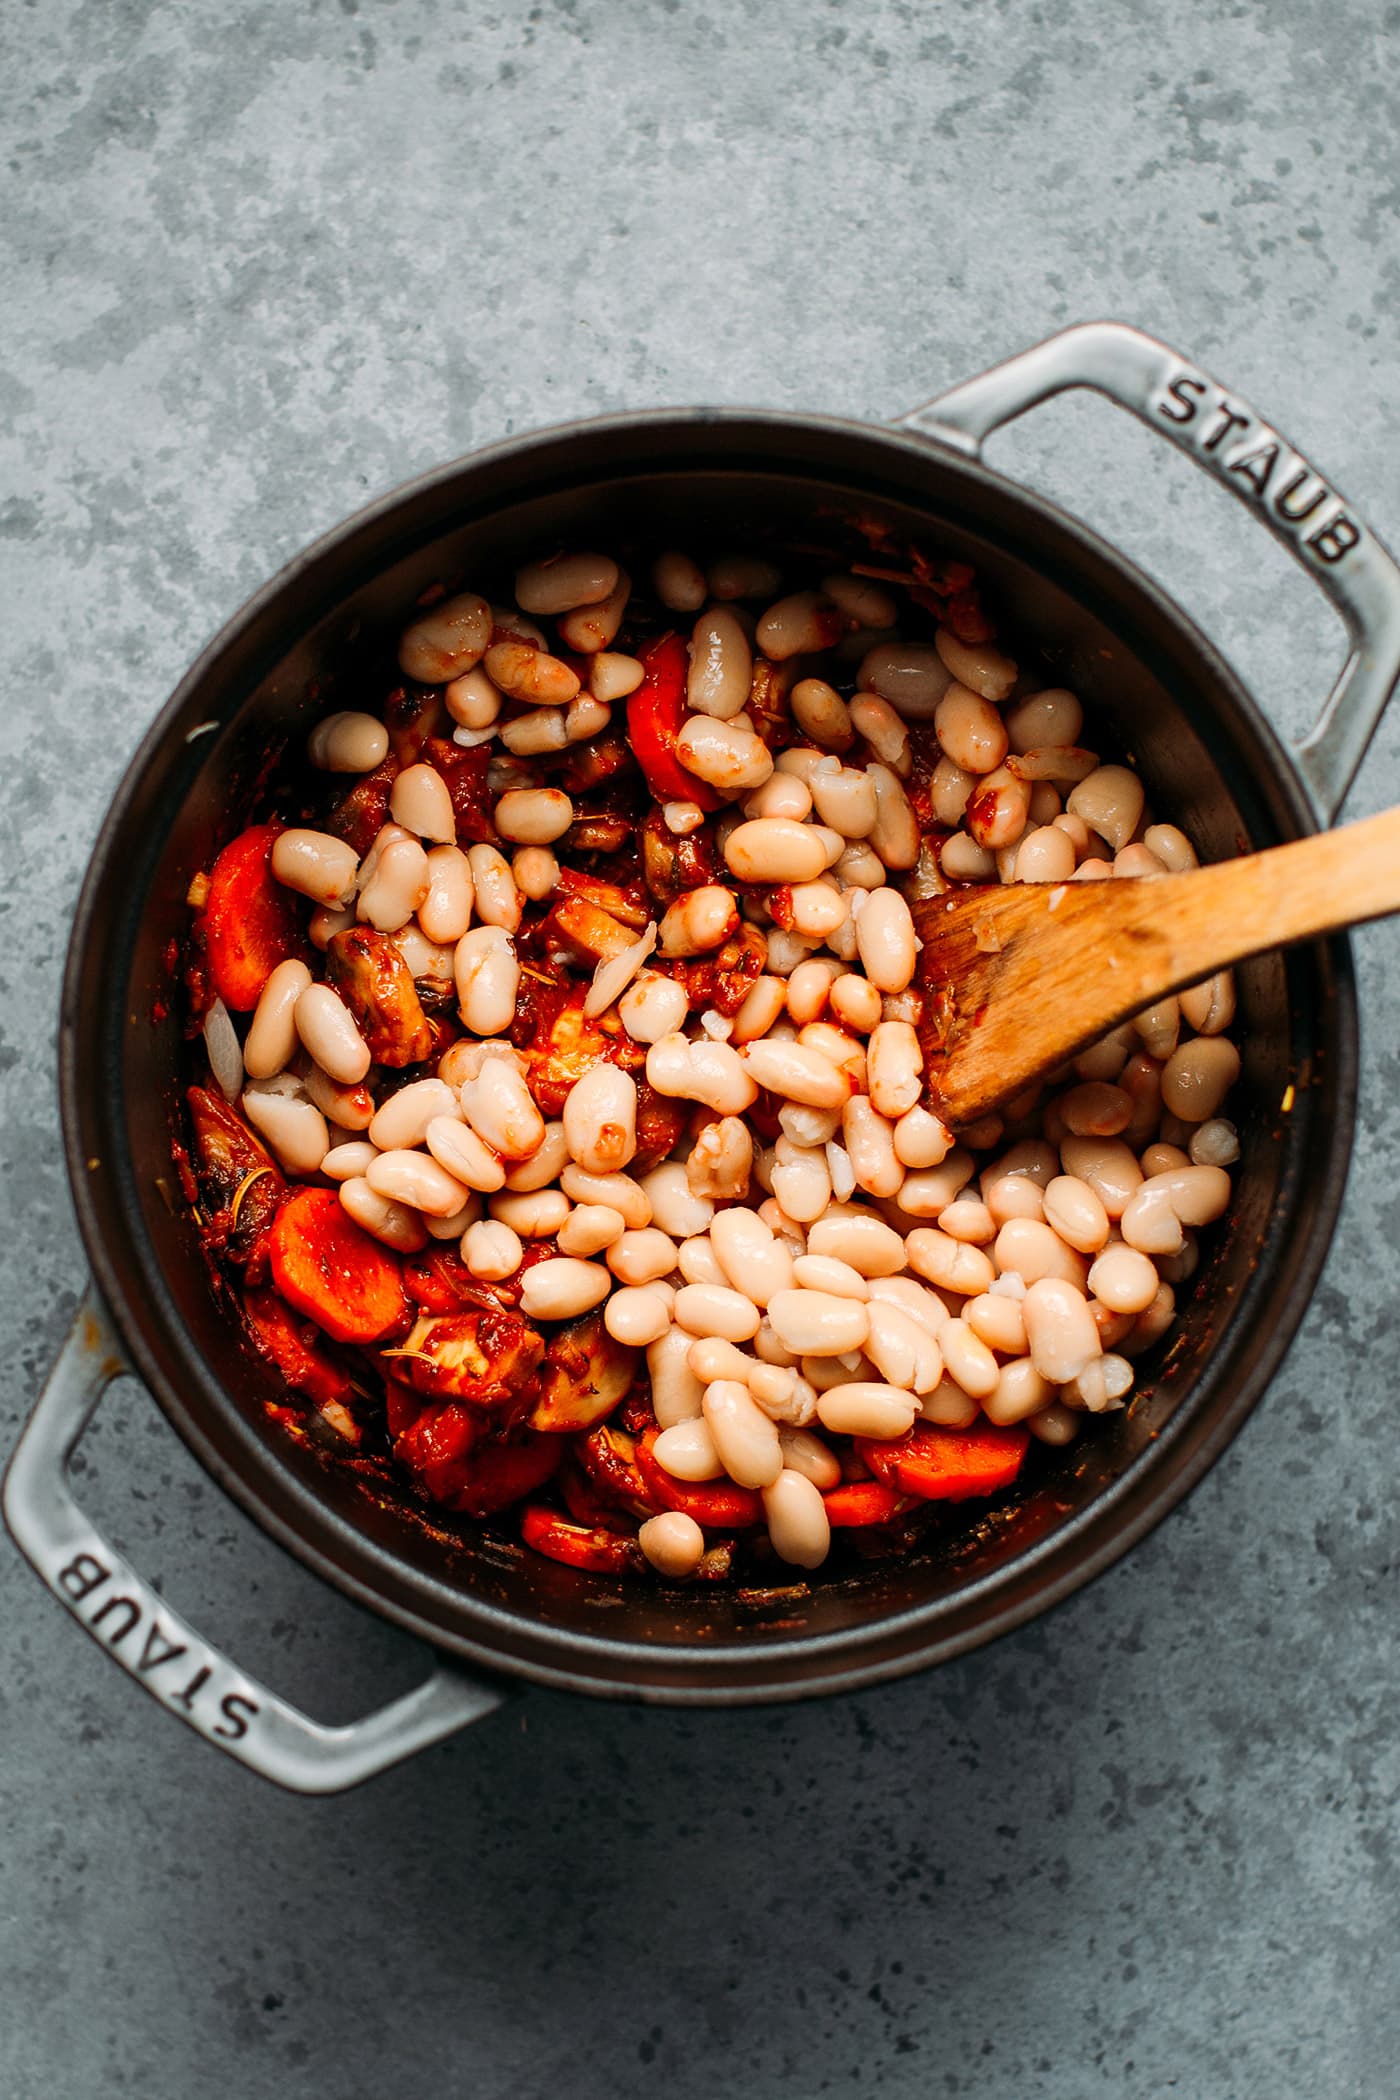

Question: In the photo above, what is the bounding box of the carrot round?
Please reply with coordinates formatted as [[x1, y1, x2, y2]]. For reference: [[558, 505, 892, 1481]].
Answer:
[[200, 823, 308, 1011], [893, 1422, 1031, 1503], [270, 1188, 408, 1345], [822, 1480, 910, 1528]]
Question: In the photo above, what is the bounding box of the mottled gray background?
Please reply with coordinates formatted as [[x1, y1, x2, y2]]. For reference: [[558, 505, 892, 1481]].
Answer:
[[3, 2, 1399, 2094]]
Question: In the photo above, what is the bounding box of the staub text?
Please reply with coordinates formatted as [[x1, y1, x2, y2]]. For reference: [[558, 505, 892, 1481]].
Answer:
[[58, 1550, 259, 1741], [1154, 371, 1360, 565]]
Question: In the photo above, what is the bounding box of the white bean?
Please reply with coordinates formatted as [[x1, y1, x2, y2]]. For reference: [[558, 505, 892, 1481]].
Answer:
[[460, 1055, 546, 1160], [776, 1425, 843, 1489], [465, 843, 521, 932], [500, 708, 570, 756], [865, 765, 920, 870], [653, 1417, 726, 1481], [519, 1259, 611, 1320], [686, 1117, 754, 1202], [415, 845, 473, 945], [271, 828, 359, 907], [358, 836, 431, 932], [454, 925, 519, 1036], [766, 1289, 869, 1357], [938, 1318, 1000, 1399], [723, 818, 828, 884], [558, 569, 631, 654], [807, 1210, 905, 1277], [676, 715, 773, 792], [934, 627, 1017, 702], [849, 692, 911, 771], [756, 591, 839, 661], [686, 607, 753, 719], [636, 1511, 705, 1577], [369, 1078, 460, 1151], [461, 1218, 524, 1279], [561, 1064, 638, 1176], [732, 975, 790, 1044], [739, 1038, 852, 1109], [857, 642, 952, 718], [339, 1175, 427, 1251], [645, 1035, 758, 1115], [1005, 688, 1083, 752], [792, 679, 854, 751], [367, 1149, 470, 1218], [619, 972, 690, 1045], [294, 984, 370, 1085], [709, 1206, 795, 1307], [703, 1380, 783, 1488], [863, 1020, 922, 1119], [493, 788, 575, 846], [559, 1165, 651, 1227], [307, 711, 390, 773], [863, 1300, 942, 1393], [769, 1139, 832, 1224], [589, 651, 645, 703], [398, 593, 492, 682], [556, 1203, 627, 1255], [425, 1114, 507, 1193], [606, 1228, 679, 1286], [653, 550, 707, 612], [639, 1162, 714, 1241], [1023, 1277, 1102, 1383], [1066, 765, 1145, 853], [762, 1468, 831, 1567], [658, 885, 739, 957], [515, 551, 618, 616], [242, 1083, 329, 1176], [744, 772, 814, 821], [242, 960, 313, 1080], [647, 1327, 706, 1426], [673, 1284, 762, 1343], [838, 1098, 900, 1199], [445, 665, 502, 731], [484, 640, 580, 707], [605, 1284, 674, 1347], [390, 762, 457, 844], [815, 1383, 918, 1438], [892, 1105, 953, 1170]]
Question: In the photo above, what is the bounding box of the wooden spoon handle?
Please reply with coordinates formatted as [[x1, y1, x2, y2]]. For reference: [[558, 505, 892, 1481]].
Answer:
[[1126, 802, 1400, 988]]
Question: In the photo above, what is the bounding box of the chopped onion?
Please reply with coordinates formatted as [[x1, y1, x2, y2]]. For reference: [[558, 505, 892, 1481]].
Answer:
[[203, 997, 244, 1104], [583, 921, 658, 1019]]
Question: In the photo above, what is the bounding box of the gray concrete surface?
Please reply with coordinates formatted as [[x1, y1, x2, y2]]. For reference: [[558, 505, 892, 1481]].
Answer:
[[3, 2, 1399, 2094]]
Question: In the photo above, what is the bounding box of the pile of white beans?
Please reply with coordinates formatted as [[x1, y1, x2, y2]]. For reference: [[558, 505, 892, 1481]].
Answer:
[[208, 543, 1243, 1582]]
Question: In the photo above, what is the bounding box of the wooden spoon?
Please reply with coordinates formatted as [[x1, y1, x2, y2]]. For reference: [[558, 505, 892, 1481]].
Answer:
[[911, 805, 1400, 1126]]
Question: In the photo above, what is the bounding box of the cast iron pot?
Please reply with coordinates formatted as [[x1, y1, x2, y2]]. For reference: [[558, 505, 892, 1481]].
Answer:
[[8, 323, 1400, 1793]]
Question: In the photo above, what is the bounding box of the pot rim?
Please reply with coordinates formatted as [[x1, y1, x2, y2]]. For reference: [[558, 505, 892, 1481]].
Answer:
[[59, 402, 1358, 1701]]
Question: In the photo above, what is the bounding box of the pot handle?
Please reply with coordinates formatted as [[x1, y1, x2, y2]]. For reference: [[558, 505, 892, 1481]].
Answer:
[[2, 1292, 507, 1794], [899, 320, 1400, 825]]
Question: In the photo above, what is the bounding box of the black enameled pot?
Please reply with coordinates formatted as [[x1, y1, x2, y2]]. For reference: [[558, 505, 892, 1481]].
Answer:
[[8, 323, 1400, 1791]]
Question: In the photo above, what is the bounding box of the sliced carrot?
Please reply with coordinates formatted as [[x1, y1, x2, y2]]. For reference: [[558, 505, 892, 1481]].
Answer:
[[852, 1436, 904, 1487], [520, 1505, 645, 1574], [822, 1480, 911, 1528], [242, 1287, 352, 1412], [893, 1421, 1031, 1503], [270, 1188, 408, 1345], [199, 823, 308, 1011], [635, 1428, 763, 1528]]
